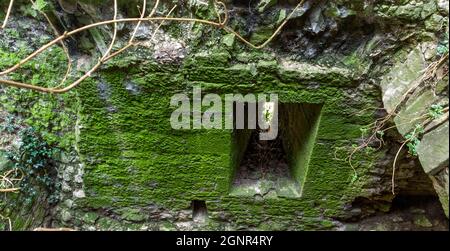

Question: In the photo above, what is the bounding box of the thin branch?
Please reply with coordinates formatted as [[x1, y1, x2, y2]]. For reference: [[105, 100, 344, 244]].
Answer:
[[103, 0, 153, 62], [0, 213, 12, 231], [0, 17, 222, 78], [151, 4, 177, 41], [1, 0, 14, 29], [29, 0, 72, 89], [0, 188, 20, 192], [45, 0, 119, 94], [223, 0, 305, 49], [392, 140, 409, 194], [101, 0, 118, 61], [214, 0, 227, 25], [34, 227, 76, 231], [129, 0, 148, 43], [1, 168, 23, 193], [148, 0, 159, 18]]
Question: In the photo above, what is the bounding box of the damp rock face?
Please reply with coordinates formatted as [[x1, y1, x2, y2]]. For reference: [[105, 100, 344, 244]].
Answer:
[[379, 40, 449, 217], [0, 0, 448, 230]]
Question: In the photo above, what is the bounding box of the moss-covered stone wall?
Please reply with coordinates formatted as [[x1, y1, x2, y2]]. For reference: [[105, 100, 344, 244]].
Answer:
[[1, 0, 448, 230], [67, 48, 380, 230]]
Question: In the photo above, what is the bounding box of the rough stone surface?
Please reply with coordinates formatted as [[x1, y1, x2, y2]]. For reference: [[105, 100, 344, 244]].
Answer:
[[380, 46, 426, 115], [417, 122, 449, 175], [430, 168, 449, 217], [0, 0, 448, 231], [379, 39, 448, 217]]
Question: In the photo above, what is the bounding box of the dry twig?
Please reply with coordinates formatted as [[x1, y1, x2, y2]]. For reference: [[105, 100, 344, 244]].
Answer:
[[1, 0, 14, 29], [0, 0, 306, 93], [0, 213, 12, 231], [29, 0, 73, 89], [34, 227, 76, 231], [347, 52, 449, 192]]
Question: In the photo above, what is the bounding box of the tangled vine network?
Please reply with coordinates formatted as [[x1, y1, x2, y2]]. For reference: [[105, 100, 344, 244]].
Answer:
[[0, 1, 308, 228], [0, 0, 306, 93], [0, 0, 448, 209], [344, 52, 449, 194]]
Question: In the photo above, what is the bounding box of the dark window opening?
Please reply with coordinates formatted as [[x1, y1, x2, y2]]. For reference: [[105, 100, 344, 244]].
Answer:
[[230, 102, 323, 198], [191, 200, 208, 222]]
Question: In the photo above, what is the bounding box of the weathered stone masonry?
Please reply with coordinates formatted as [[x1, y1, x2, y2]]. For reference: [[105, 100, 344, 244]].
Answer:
[[0, 0, 448, 230]]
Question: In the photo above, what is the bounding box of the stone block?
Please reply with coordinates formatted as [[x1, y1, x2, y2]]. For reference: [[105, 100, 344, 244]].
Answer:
[[417, 121, 449, 175]]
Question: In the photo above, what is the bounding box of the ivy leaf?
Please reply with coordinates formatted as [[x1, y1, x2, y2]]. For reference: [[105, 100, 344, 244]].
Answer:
[[429, 104, 444, 120], [414, 124, 424, 134], [406, 138, 420, 156], [32, 0, 47, 12]]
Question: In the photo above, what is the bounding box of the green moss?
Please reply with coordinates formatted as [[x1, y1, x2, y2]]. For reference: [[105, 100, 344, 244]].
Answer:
[[321, 220, 335, 229], [115, 208, 147, 222], [96, 217, 123, 230], [82, 212, 99, 225], [0, 23, 80, 230], [0, 43, 79, 151], [69, 45, 381, 230], [0, 6, 385, 229], [250, 25, 275, 45], [414, 215, 433, 228]]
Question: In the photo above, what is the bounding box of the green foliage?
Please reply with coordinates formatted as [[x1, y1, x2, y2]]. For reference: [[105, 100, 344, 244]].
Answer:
[[376, 130, 384, 137], [364, 146, 376, 155], [33, 0, 48, 12], [6, 128, 61, 206], [404, 104, 446, 156], [350, 172, 358, 184], [405, 124, 424, 156], [0, 50, 28, 69], [19, 0, 48, 18], [263, 106, 273, 123], [406, 137, 420, 156], [0, 44, 79, 150], [428, 104, 444, 120], [0, 114, 19, 133], [359, 126, 369, 137]]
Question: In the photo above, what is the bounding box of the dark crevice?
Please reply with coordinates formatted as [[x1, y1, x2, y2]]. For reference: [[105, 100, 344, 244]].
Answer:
[[192, 200, 208, 222], [230, 102, 322, 198], [232, 128, 292, 187]]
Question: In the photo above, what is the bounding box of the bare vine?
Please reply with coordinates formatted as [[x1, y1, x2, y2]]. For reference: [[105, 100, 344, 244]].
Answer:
[[0, 0, 14, 29], [0, 0, 306, 93], [0, 167, 23, 192], [0, 0, 306, 229], [345, 52, 449, 193]]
